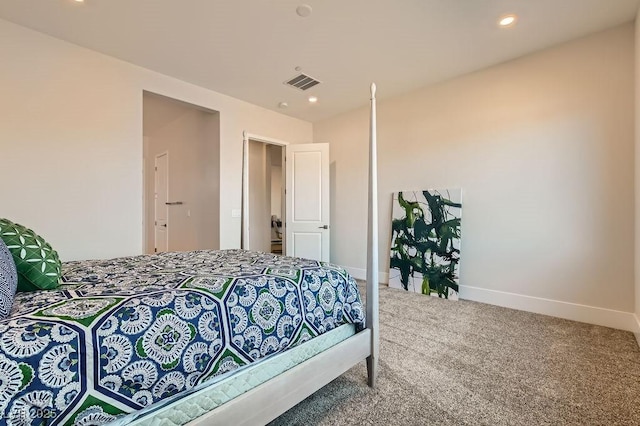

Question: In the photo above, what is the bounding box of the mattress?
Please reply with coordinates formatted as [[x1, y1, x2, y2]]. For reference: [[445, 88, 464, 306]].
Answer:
[[0, 249, 364, 425], [121, 323, 356, 426]]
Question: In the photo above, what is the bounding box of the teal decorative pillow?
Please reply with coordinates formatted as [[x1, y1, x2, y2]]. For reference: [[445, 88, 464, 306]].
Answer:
[[0, 218, 62, 292], [0, 238, 17, 318]]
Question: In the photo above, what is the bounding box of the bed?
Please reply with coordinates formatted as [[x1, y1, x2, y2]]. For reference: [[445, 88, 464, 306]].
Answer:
[[0, 84, 379, 426]]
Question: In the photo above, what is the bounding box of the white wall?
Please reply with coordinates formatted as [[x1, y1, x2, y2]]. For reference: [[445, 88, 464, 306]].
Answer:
[[269, 144, 283, 219], [0, 19, 312, 261], [271, 165, 282, 218], [315, 24, 636, 331], [143, 93, 220, 253]]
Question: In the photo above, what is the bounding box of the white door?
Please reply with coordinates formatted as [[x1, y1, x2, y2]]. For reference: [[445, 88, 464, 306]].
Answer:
[[285, 143, 330, 261], [154, 152, 169, 253]]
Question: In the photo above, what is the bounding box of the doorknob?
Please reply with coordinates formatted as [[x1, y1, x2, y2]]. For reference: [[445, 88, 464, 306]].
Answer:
[[161, 224, 167, 228], [318, 225, 329, 229]]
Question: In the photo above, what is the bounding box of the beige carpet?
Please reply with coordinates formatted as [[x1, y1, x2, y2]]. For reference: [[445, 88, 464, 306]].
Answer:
[[271, 285, 640, 425]]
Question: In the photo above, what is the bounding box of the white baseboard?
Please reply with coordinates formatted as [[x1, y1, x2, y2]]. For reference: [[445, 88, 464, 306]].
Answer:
[[341, 265, 639, 333], [460, 285, 640, 333], [343, 266, 388, 283]]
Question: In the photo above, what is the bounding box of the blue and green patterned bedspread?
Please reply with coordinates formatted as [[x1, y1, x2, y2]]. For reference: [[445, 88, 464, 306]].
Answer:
[[0, 249, 364, 425]]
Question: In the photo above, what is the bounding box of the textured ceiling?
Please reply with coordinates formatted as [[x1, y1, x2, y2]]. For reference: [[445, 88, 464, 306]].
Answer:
[[1, 0, 638, 122]]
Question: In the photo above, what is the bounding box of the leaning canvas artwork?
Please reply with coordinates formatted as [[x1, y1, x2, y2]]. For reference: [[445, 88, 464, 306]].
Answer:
[[389, 189, 462, 300]]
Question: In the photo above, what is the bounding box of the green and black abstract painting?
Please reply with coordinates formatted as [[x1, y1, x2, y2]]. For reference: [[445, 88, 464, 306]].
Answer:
[[389, 189, 462, 299]]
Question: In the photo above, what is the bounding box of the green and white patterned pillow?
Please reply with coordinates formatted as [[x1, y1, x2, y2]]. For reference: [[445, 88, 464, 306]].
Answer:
[[0, 218, 62, 292], [0, 238, 17, 318]]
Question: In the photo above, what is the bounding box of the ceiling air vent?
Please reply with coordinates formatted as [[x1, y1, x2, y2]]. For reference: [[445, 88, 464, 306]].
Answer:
[[284, 73, 321, 91]]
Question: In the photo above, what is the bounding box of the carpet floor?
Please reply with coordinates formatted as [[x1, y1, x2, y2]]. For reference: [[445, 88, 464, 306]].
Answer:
[[271, 285, 640, 425]]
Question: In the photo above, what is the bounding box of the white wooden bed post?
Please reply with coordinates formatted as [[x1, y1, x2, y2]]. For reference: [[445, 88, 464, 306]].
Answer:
[[162, 86, 381, 426], [241, 131, 249, 250], [366, 83, 379, 387]]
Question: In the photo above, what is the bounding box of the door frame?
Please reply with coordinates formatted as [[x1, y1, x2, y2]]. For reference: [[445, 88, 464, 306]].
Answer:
[[154, 151, 169, 253], [242, 132, 288, 252]]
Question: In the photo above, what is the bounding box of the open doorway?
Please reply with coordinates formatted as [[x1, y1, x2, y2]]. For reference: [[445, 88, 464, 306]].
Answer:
[[143, 92, 220, 253], [247, 139, 285, 254], [242, 133, 331, 261]]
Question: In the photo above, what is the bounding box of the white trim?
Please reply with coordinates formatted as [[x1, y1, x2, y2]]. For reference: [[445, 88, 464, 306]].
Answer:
[[345, 265, 640, 333], [241, 133, 249, 249], [343, 266, 388, 283], [243, 132, 290, 147], [460, 284, 639, 333], [241, 131, 289, 251]]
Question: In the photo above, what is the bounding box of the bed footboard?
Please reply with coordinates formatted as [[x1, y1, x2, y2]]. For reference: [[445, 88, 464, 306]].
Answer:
[[187, 330, 372, 426]]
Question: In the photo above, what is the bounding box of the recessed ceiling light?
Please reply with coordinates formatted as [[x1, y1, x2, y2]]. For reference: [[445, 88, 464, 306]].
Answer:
[[498, 14, 517, 28], [308, 96, 318, 103], [74, 0, 84, 2], [498, 13, 518, 28]]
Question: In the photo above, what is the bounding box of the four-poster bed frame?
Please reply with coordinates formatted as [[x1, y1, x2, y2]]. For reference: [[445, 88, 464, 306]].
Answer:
[[131, 84, 380, 426]]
